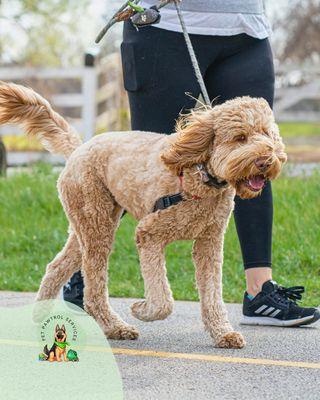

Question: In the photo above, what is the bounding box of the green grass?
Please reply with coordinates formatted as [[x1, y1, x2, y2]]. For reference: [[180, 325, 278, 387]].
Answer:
[[0, 164, 319, 306], [279, 122, 320, 138]]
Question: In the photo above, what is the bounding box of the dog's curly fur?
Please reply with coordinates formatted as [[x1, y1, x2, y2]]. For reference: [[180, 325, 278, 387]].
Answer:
[[0, 81, 287, 348]]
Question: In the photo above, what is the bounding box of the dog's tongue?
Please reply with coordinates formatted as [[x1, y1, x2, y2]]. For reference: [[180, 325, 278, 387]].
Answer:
[[248, 175, 265, 190]]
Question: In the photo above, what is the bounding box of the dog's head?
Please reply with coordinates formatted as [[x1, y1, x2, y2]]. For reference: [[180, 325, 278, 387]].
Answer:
[[54, 324, 67, 342], [161, 97, 287, 199]]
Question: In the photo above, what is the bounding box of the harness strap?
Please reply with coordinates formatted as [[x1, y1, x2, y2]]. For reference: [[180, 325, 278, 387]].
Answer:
[[153, 193, 184, 212]]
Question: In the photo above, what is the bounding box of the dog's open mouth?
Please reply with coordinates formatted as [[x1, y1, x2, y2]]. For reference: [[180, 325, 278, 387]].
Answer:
[[239, 175, 266, 192]]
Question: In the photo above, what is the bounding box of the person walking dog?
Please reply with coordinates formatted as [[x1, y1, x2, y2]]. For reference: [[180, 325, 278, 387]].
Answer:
[[64, 0, 319, 327]]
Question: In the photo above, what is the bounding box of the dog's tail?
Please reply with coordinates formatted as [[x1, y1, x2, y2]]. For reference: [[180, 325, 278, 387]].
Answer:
[[0, 81, 82, 159]]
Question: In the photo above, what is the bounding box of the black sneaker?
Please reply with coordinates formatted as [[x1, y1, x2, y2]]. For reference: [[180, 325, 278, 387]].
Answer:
[[241, 280, 320, 327], [63, 271, 84, 310]]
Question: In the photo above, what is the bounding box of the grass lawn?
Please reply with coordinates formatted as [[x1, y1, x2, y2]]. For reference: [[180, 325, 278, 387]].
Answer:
[[279, 122, 320, 138], [0, 164, 319, 306]]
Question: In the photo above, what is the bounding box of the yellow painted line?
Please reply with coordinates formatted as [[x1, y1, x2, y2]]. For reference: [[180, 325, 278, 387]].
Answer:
[[1, 339, 319, 370], [110, 348, 320, 370]]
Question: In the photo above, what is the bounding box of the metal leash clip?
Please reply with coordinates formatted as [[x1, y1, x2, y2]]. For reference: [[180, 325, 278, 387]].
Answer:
[[193, 164, 211, 183], [193, 164, 228, 188]]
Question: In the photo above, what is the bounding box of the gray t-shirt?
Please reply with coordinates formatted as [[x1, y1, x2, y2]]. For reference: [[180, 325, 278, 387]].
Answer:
[[140, 0, 271, 39]]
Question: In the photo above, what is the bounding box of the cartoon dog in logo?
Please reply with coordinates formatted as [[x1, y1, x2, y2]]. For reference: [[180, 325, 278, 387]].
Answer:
[[43, 324, 69, 362]]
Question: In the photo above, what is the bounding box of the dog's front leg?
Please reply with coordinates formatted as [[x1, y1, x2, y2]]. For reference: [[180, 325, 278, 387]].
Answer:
[[131, 219, 174, 322], [193, 227, 245, 349]]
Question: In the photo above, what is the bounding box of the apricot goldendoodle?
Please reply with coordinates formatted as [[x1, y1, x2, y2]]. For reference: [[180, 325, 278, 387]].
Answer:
[[0, 82, 286, 348]]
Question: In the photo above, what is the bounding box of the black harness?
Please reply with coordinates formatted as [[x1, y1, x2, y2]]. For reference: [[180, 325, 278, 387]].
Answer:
[[153, 164, 228, 212], [153, 193, 184, 212]]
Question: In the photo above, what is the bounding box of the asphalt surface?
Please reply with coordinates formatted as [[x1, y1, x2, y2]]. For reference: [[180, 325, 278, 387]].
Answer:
[[1, 291, 320, 400]]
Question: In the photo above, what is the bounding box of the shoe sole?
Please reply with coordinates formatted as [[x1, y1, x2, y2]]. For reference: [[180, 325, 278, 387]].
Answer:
[[241, 310, 320, 327]]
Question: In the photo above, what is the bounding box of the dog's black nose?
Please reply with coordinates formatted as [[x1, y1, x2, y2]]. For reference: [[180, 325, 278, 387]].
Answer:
[[254, 157, 271, 171]]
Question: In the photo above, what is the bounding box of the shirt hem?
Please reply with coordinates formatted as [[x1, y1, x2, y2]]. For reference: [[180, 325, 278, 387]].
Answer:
[[152, 23, 271, 39]]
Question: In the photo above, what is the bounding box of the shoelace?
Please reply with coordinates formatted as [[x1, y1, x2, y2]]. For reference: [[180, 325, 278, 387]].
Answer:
[[277, 285, 305, 303]]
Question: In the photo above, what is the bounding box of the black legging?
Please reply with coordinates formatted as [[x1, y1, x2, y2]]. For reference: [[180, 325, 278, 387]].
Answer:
[[121, 21, 274, 269]]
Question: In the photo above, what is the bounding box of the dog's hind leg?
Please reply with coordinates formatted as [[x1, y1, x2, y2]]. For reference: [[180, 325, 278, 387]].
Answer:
[[193, 226, 245, 349], [60, 177, 139, 340], [36, 231, 82, 301], [131, 216, 174, 322]]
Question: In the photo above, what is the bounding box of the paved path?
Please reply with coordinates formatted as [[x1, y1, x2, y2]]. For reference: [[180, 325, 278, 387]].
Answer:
[[1, 291, 320, 400]]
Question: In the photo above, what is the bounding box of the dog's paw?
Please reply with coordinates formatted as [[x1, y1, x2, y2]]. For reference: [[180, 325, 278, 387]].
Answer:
[[106, 324, 139, 340], [131, 300, 173, 322], [216, 331, 246, 349]]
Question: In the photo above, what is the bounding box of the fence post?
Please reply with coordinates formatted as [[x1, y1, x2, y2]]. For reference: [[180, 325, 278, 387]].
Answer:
[[82, 52, 98, 142]]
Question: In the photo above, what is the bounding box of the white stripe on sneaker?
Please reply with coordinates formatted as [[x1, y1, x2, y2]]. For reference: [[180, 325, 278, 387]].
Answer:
[[269, 309, 281, 317], [254, 305, 268, 314], [262, 306, 275, 316]]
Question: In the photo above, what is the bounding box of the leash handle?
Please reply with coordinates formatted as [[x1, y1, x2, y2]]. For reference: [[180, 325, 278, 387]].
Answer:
[[174, 2, 211, 106], [95, 0, 142, 43]]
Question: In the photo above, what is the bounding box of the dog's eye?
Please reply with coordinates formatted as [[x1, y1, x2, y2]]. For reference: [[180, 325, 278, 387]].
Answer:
[[235, 135, 246, 142]]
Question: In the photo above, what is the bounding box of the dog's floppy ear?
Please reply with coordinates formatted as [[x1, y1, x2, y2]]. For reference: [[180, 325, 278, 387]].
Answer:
[[56, 324, 60, 332], [161, 107, 216, 175]]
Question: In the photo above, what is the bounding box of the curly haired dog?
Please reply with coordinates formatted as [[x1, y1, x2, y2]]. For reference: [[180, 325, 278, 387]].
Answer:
[[0, 82, 286, 348]]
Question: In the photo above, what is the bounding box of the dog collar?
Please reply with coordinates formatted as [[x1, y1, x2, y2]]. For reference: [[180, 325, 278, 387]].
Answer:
[[194, 164, 228, 189], [153, 164, 227, 212]]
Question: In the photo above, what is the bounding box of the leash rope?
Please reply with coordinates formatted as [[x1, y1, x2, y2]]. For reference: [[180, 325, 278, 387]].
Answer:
[[173, 2, 211, 106]]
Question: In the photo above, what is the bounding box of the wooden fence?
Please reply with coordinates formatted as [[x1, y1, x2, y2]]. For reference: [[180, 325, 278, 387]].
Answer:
[[0, 51, 126, 142], [274, 65, 320, 123], [0, 54, 319, 166]]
